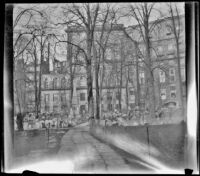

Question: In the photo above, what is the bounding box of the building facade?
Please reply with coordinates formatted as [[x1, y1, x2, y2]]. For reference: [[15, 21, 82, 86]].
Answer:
[[36, 15, 186, 118]]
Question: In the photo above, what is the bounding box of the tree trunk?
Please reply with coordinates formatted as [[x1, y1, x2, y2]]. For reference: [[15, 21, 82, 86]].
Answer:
[[38, 64, 42, 118], [67, 32, 74, 111], [169, 3, 184, 119], [16, 81, 22, 114], [99, 59, 105, 118], [144, 14, 155, 118], [136, 50, 140, 108], [146, 57, 156, 119], [125, 67, 129, 110], [86, 62, 94, 118], [119, 43, 124, 112], [34, 48, 38, 117], [94, 45, 100, 120], [37, 38, 43, 119], [69, 70, 74, 110], [176, 38, 184, 116], [86, 33, 94, 119], [119, 63, 123, 112]]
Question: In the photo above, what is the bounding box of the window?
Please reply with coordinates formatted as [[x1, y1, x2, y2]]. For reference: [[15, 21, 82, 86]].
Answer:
[[169, 68, 175, 75], [129, 89, 134, 95], [63, 61, 67, 67], [169, 60, 175, 65], [53, 105, 59, 112], [44, 78, 48, 89], [79, 76, 85, 86], [160, 89, 166, 100], [53, 78, 58, 89], [27, 104, 33, 112], [181, 68, 185, 82], [129, 95, 135, 103], [168, 54, 174, 59], [45, 105, 50, 112], [44, 94, 50, 104], [61, 93, 66, 103], [169, 68, 176, 82], [139, 72, 145, 85], [159, 70, 165, 83], [108, 104, 112, 111], [139, 46, 145, 55], [61, 77, 66, 88], [168, 43, 174, 52], [157, 46, 163, 55], [116, 92, 120, 100], [80, 105, 86, 114], [129, 103, 134, 109], [61, 104, 67, 111], [107, 93, 112, 101], [115, 104, 119, 110], [101, 103, 105, 111], [166, 31, 172, 36], [175, 25, 180, 32], [27, 93, 34, 102], [115, 53, 120, 60], [80, 93, 86, 101], [106, 49, 112, 60], [170, 85, 176, 98], [170, 91, 176, 98], [53, 94, 59, 102], [180, 58, 185, 66]]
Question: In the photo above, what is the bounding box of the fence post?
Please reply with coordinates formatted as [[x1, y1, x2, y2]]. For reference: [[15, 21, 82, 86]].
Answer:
[[47, 128, 49, 147], [146, 125, 150, 158]]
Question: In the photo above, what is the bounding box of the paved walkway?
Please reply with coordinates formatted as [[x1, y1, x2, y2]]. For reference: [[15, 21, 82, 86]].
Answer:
[[57, 126, 131, 173]]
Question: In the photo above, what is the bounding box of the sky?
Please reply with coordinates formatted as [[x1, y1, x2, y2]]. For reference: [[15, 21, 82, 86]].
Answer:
[[13, 2, 185, 65], [13, 3, 185, 28]]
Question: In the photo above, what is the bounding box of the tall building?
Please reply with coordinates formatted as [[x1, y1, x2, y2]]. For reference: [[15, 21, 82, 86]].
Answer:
[[40, 24, 136, 114], [39, 15, 186, 119]]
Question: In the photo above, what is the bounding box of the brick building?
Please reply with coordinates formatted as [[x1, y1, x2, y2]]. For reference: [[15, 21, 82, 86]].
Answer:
[[39, 15, 186, 119]]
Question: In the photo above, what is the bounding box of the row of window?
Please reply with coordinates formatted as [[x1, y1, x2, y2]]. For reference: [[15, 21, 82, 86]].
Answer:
[[44, 93, 68, 104], [159, 68, 176, 83], [44, 104, 68, 112], [43, 82, 177, 107], [44, 90, 135, 105], [138, 68, 176, 85], [44, 77, 68, 89], [43, 76, 87, 89], [44, 104, 86, 113], [103, 103, 135, 111], [44, 92, 86, 104], [156, 43, 175, 55], [43, 89, 177, 113], [160, 85, 176, 100]]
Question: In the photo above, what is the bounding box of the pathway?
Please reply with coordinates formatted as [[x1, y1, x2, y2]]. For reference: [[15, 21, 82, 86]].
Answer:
[[57, 126, 131, 173]]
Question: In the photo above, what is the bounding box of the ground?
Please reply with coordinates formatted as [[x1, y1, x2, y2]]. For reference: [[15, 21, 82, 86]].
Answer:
[[11, 122, 186, 173]]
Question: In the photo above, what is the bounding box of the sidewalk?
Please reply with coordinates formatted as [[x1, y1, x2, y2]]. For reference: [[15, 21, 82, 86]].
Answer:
[[57, 127, 131, 173]]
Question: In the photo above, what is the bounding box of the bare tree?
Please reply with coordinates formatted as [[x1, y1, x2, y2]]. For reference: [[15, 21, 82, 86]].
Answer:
[[93, 4, 119, 120], [167, 3, 185, 117], [56, 3, 100, 120], [125, 3, 165, 118]]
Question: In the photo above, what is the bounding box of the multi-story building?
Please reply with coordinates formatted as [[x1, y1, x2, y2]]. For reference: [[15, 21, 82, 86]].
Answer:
[[40, 24, 136, 114], [126, 14, 186, 113], [39, 15, 186, 119], [14, 41, 51, 114]]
